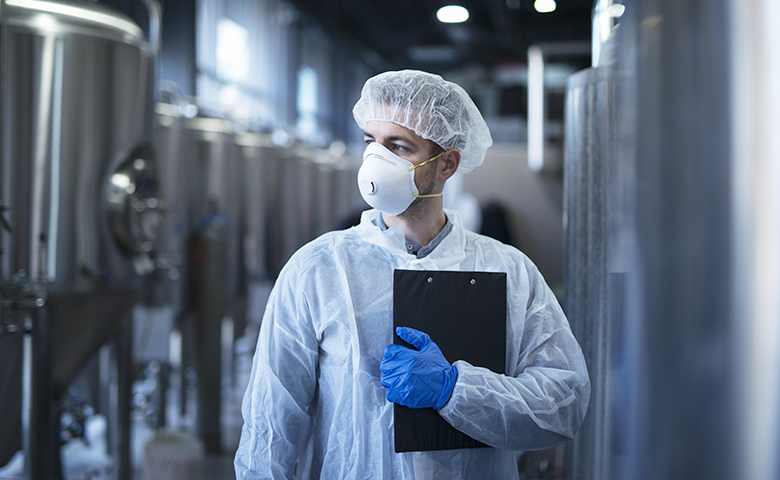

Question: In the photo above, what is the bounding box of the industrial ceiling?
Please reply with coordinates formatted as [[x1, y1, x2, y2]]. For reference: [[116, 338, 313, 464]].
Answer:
[[286, 0, 594, 72]]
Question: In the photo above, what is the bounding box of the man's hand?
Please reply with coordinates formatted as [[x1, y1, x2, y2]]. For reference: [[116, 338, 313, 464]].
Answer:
[[380, 326, 458, 410]]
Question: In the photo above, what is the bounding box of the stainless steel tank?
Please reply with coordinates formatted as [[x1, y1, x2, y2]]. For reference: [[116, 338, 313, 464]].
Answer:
[[609, 2, 735, 479], [563, 1, 780, 480], [311, 151, 335, 239], [279, 143, 316, 265], [147, 97, 189, 310], [124, 96, 190, 432], [275, 142, 358, 273], [262, 141, 285, 279], [0, 0, 159, 475], [184, 117, 244, 307], [331, 154, 366, 229], [235, 131, 273, 285], [182, 115, 245, 453], [311, 146, 363, 234], [562, 65, 620, 480], [256, 132, 354, 280]]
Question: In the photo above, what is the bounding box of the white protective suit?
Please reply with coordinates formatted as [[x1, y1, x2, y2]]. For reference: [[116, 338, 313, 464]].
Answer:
[[235, 209, 590, 479]]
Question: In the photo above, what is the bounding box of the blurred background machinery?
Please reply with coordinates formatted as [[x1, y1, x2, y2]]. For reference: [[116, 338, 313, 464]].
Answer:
[[0, 0, 160, 478], [0, 0, 366, 477]]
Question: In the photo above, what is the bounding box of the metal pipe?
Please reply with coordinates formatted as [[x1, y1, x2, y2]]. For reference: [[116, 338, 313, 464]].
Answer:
[[138, 0, 162, 56], [729, 1, 780, 479], [22, 309, 54, 480], [527, 45, 545, 172], [116, 316, 133, 480], [0, 0, 6, 280]]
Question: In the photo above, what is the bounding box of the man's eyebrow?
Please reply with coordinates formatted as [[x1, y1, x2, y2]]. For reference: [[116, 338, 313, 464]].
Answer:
[[385, 135, 414, 144], [363, 132, 416, 145]]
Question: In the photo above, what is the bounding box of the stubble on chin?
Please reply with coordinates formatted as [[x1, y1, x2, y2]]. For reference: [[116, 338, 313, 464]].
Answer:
[[398, 162, 438, 221]]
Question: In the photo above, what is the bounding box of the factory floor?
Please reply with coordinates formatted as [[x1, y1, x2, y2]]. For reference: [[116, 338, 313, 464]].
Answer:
[[131, 289, 269, 480], [0, 373, 246, 480], [131, 346, 249, 480], [134, 395, 244, 479], [201, 454, 239, 480]]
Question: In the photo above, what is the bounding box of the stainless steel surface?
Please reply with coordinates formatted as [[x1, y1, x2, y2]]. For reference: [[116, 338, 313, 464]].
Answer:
[[0, 332, 22, 467], [728, 1, 780, 479], [185, 116, 244, 306], [563, 65, 619, 480], [183, 116, 242, 453], [149, 101, 189, 308], [564, 1, 780, 479], [275, 143, 361, 269], [114, 317, 133, 480], [1, 0, 154, 295], [614, 2, 734, 478], [189, 214, 229, 453], [311, 159, 334, 240], [4, 0, 145, 45], [262, 144, 286, 278], [591, 0, 620, 67], [310, 147, 353, 238], [280, 144, 316, 266], [332, 164, 357, 228], [235, 131, 274, 282], [47, 290, 140, 388], [0, 0, 157, 471], [22, 309, 53, 480], [105, 146, 162, 271], [150, 106, 361, 454], [139, 0, 161, 56]]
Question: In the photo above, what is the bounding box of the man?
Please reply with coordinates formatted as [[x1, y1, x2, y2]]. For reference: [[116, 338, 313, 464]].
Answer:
[[234, 70, 590, 479]]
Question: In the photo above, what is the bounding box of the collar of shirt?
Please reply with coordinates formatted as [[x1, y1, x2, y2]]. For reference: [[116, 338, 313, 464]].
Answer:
[[372, 211, 453, 259]]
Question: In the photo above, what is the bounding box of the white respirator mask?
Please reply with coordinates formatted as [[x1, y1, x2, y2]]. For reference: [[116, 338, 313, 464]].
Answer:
[[357, 142, 444, 216]]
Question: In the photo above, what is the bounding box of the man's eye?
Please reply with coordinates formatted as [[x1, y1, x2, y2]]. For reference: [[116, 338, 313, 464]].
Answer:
[[392, 144, 407, 153], [364, 139, 373, 145]]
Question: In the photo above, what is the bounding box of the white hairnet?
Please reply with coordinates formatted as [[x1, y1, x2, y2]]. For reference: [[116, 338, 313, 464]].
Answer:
[[352, 70, 493, 173]]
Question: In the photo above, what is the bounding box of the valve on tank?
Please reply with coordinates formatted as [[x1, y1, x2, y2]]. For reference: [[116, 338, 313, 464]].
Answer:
[[106, 144, 168, 276]]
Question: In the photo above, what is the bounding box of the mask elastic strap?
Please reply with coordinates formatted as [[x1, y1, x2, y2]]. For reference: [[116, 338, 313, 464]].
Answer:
[[409, 149, 448, 198], [407, 150, 447, 171]]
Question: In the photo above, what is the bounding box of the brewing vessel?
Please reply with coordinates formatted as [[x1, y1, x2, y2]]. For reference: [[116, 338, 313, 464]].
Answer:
[[0, 0, 160, 474]]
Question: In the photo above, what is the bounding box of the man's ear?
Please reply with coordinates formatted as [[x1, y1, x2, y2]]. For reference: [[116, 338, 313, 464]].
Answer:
[[439, 150, 461, 180]]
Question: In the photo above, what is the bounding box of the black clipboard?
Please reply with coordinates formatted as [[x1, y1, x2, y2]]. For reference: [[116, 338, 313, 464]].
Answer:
[[392, 269, 507, 452]]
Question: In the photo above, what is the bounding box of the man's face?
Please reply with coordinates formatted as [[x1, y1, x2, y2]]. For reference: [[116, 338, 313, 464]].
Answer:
[[362, 121, 441, 218]]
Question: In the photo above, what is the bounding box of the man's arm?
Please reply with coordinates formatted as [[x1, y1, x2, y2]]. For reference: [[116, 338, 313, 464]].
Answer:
[[437, 260, 590, 451], [234, 267, 318, 479]]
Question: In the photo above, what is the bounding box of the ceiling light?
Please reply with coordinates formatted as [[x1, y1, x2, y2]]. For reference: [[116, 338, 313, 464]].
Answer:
[[436, 5, 469, 23], [534, 0, 556, 13]]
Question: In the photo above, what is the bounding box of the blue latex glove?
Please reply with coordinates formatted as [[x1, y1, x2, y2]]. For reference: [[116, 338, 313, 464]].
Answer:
[[380, 326, 458, 410]]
